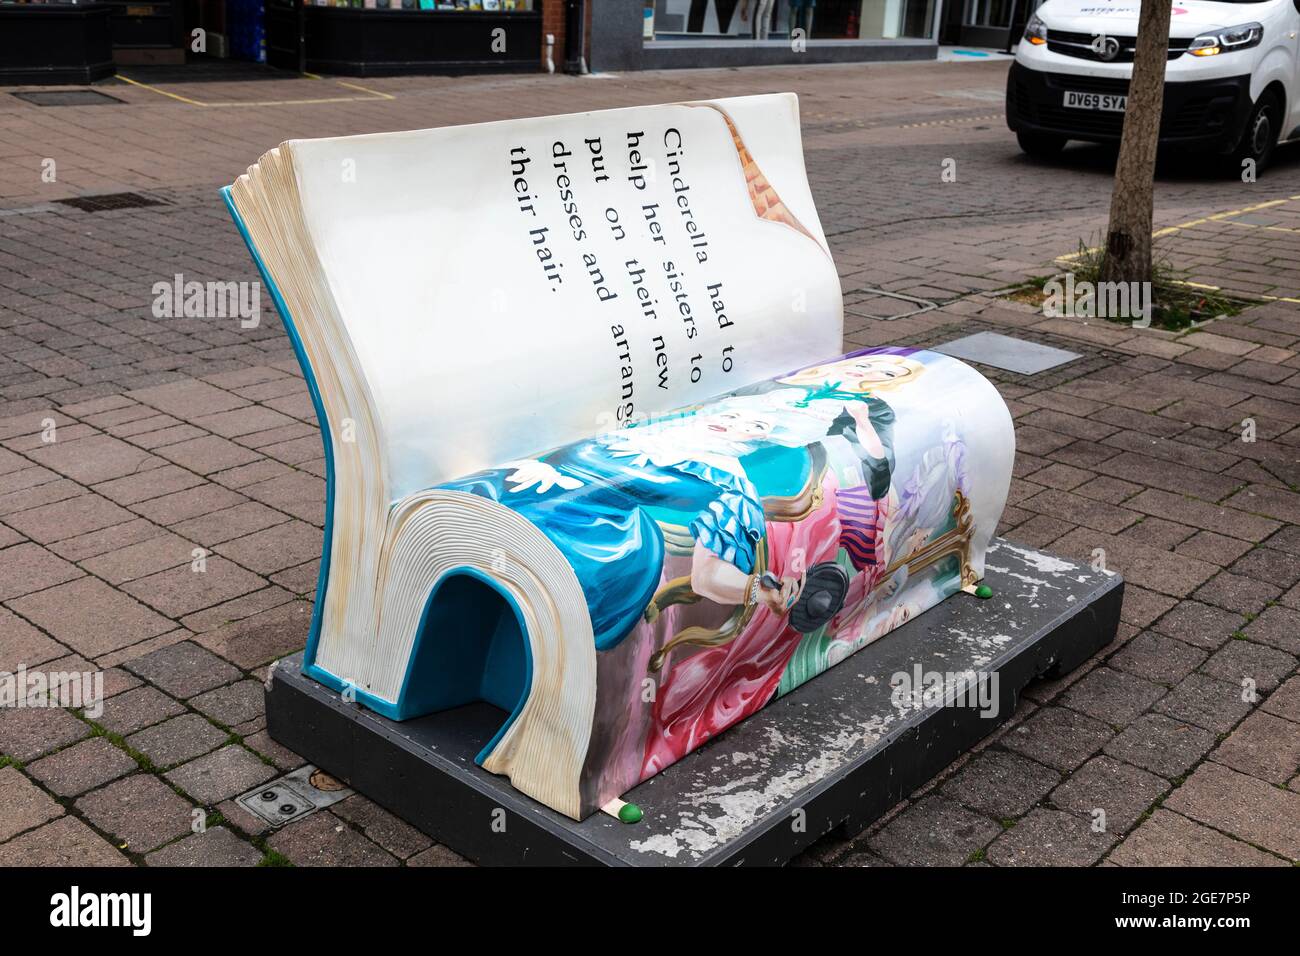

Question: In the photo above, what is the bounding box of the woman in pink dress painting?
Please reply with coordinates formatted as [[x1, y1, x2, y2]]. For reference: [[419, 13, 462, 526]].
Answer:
[[640, 349, 928, 778]]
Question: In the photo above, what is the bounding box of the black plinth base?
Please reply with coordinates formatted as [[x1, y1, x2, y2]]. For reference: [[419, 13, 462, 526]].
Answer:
[[266, 538, 1122, 866]]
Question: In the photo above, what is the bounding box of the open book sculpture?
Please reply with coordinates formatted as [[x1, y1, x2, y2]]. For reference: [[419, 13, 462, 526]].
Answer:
[[226, 94, 1014, 821]]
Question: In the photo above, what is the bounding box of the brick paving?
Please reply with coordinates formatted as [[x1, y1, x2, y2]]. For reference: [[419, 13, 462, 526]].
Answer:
[[1, 59, 1298, 866]]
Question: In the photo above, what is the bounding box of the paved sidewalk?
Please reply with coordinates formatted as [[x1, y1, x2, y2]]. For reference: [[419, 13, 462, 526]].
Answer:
[[1, 60, 1298, 867]]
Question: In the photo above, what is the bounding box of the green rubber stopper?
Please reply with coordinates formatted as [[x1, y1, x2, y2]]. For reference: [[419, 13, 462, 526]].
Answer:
[[974, 584, 993, 599], [618, 802, 643, 824]]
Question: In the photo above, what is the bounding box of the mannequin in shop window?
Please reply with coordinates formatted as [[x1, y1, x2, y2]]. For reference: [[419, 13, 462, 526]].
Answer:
[[739, 0, 776, 38], [789, 0, 815, 36]]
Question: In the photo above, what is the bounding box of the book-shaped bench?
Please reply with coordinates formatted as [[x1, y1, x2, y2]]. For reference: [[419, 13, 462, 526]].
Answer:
[[225, 94, 1014, 822]]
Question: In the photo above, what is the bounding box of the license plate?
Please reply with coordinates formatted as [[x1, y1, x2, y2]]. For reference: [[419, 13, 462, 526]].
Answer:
[[1063, 91, 1127, 112]]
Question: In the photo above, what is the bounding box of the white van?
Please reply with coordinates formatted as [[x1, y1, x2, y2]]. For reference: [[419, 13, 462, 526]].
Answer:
[[1006, 0, 1299, 170]]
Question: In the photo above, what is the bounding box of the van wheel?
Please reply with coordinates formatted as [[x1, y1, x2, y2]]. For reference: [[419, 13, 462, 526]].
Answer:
[[1017, 130, 1067, 158], [1229, 93, 1280, 174]]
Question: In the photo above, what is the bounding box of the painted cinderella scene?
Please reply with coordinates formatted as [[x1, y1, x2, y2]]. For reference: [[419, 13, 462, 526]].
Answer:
[[440, 346, 1015, 814]]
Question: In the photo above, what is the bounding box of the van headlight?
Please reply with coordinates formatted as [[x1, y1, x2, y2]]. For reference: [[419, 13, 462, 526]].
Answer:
[[1189, 22, 1263, 56], [1023, 13, 1047, 45]]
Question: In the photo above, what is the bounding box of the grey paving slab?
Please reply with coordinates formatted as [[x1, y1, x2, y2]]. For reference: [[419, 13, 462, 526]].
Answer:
[[933, 332, 1082, 375]]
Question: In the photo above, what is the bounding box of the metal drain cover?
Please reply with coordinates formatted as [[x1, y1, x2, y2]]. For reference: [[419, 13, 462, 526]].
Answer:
[[53, 192, 169, 213], [12, 90, 125, 107], [235, 764, 353, 827], [845, 288, 938, 321], [238, 783, 314, 827]]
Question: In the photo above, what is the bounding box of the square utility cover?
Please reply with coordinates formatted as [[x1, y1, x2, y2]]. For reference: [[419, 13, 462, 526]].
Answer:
[[235, 765, 352, 827], [933, 331, 1080, 375]]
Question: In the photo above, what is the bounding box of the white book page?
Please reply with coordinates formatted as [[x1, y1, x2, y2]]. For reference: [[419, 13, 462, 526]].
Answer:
[[288, 93, 843, 501]]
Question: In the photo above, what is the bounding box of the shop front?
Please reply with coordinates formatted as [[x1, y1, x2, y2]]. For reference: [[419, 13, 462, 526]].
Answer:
[[939, 0, 1040, 49], [265, 0, 545, 75], [2, 0, 557, 81], [591, 0, 938, 71], [0, 2, 115, 83], [223, 0, 548, 75], [649, 0, 936, 43]]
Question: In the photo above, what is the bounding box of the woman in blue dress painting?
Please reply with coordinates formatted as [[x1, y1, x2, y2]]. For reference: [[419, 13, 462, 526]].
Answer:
[[441, 401, 791, 651], [438, 348, 928, 656]]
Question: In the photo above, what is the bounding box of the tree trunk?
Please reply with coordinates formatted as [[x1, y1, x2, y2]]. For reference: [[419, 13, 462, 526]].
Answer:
[[1100, 0, 1173, 285]]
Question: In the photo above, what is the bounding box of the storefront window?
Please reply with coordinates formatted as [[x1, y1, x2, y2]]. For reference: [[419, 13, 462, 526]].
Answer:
[[963, 0, 1014, 28], [303, 0, 535, 9], [942, 0, 1039, 45], [648, 0, 933, 39]]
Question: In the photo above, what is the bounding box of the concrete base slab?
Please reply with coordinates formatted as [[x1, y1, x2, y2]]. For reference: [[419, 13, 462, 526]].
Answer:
[[265, 539, 1122, 866]]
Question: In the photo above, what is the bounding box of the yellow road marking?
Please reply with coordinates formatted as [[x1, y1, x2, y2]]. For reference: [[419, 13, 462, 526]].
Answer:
[[1218, 219, 1300, 234], [1166, 278, 1300, 305], [114, 73, 393, 107], [1152, 197, 1291, 237], [1057, 195, 1300, 261], [899, 113, 1001, 129], [333, 80, 395, 100], [114, 73, 205, 106], [205, 95, 389, 107]]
